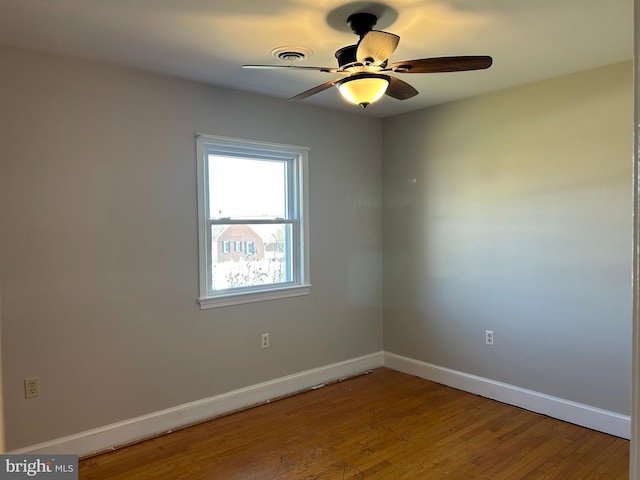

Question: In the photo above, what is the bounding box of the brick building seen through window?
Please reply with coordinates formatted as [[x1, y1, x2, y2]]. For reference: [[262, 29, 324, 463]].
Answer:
[[213, 224, 279, 263]]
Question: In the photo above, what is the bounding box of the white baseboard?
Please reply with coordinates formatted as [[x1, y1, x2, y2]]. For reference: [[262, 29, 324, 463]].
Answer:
[[13, 350, 630, 456], [384, 351, 631, 439], [12, 352, 385, 457]]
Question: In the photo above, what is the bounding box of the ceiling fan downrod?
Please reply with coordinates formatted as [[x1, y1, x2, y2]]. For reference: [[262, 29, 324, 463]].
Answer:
[[347, 12, 378, 38]]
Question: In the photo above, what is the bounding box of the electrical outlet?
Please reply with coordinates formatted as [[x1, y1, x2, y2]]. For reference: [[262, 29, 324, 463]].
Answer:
[[25, 376, 40, 399], [485, 330, 494, 345], [261, 333, 269, 349]]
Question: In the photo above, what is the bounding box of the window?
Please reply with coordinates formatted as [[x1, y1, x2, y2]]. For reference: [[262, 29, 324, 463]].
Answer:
[[196, 134, 311, 308]]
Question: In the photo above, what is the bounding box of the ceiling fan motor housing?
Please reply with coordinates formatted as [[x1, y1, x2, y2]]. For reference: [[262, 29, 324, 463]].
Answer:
[[335, 45, 358, 68]]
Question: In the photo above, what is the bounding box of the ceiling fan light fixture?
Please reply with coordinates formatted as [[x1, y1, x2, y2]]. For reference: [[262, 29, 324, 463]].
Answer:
[[337, 74, 390, 108]]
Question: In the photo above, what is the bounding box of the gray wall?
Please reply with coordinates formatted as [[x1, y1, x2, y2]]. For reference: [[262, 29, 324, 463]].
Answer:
[[0, 46, 383, 450], [383, 61, 634, 414], [1, 43, 634, 451]]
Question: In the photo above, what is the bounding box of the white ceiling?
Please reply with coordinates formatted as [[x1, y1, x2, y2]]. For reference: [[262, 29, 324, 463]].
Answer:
[[0, 0, 633, 118]]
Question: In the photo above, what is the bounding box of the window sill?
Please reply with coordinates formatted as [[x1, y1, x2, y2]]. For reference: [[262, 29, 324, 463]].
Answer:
[[198, 284, 312, 309]]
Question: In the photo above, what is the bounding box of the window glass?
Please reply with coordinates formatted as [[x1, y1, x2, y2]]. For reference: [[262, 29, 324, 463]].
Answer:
[[208, 156, 287, 219]]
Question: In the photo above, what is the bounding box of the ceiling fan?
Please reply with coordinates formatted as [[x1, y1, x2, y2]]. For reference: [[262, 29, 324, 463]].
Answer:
[[243, 12, 493, 108]]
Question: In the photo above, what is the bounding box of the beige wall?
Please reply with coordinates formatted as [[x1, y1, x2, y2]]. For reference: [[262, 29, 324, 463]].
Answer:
[[0, 46, 384, 450], [383, 61, 634, 414]]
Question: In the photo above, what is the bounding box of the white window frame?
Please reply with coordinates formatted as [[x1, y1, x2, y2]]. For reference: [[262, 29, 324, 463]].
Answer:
[[196, 134, 311, 309]]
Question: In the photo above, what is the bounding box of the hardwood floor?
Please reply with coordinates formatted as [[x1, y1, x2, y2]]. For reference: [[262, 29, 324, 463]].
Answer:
[[79, 368, 629, 479]]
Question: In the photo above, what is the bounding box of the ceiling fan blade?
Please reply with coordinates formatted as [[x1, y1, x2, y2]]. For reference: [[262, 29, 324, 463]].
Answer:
[[390, 56, 493, 73], [357, 31, 400, 66], [243, 64, 340, 73], [288, 78, 342, 101], [385, 77, 418, 100]]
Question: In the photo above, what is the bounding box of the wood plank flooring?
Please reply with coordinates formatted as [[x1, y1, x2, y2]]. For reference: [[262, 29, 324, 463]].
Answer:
[[79, 368, 629, 479]]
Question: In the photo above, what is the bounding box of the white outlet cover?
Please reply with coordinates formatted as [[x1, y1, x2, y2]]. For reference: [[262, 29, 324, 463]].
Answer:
[[24, 376, 40, 398]]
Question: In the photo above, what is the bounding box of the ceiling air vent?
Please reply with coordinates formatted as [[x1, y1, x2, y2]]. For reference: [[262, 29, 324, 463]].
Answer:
[[270, 46, 314, 62]]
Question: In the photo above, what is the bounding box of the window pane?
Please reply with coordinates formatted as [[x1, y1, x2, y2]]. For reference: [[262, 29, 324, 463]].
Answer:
[[210, 224, 292, 291], [208, 155, 287, 219]]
